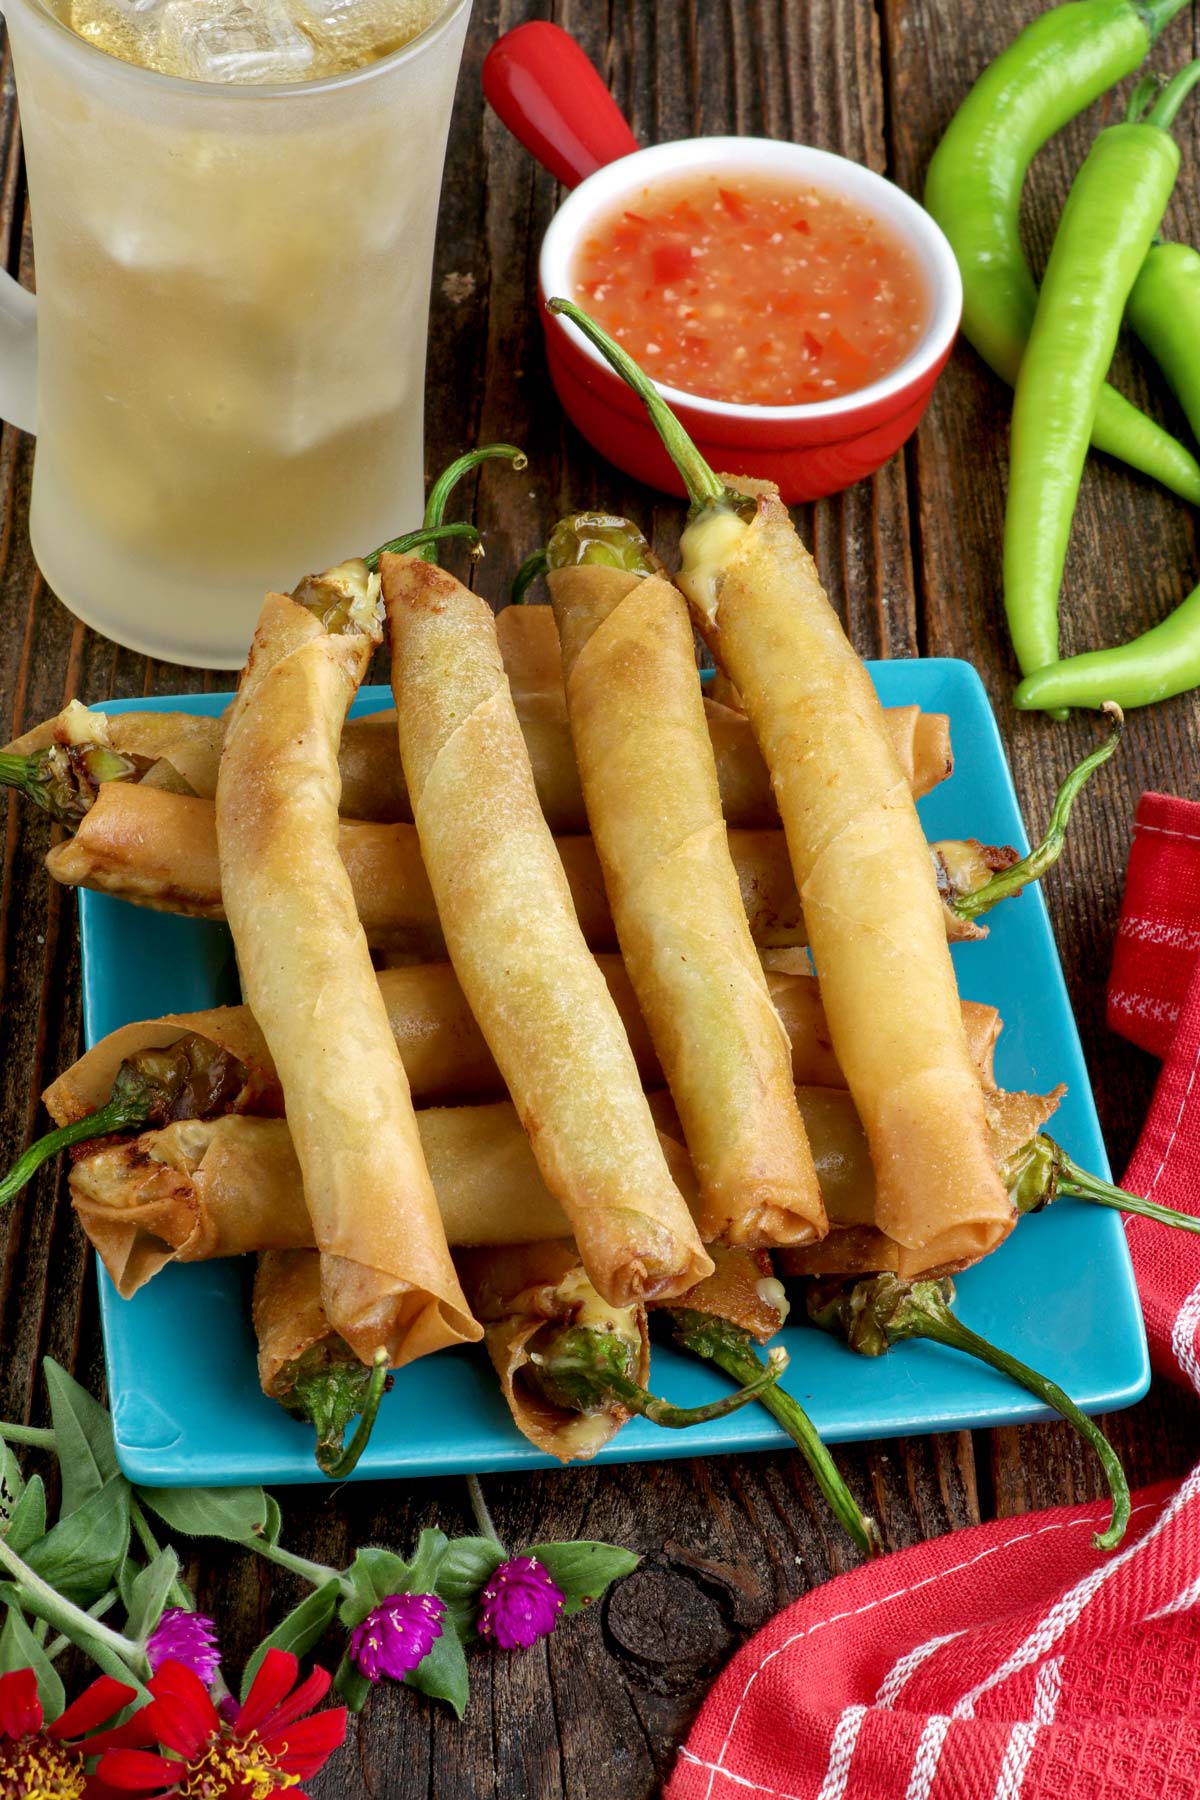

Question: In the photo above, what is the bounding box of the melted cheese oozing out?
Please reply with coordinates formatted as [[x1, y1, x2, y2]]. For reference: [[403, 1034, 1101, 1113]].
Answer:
[[678, 507, 750, 625], [755, 1275, 789, 1326], [57, 698, 112, 749], [557, 1267, 642, 1346]]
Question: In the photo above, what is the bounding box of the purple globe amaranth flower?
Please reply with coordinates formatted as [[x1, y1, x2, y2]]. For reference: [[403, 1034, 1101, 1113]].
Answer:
[[350, 1592, 445, 1683], [477, 1555, 565, 1651], [146, 1607, 222, 1685]]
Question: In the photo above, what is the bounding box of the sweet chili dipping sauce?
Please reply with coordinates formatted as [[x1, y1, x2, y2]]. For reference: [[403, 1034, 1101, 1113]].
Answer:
[[572, 172, 929, 407]]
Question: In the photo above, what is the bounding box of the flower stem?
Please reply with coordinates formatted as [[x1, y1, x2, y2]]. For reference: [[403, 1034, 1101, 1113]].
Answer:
[[546, 298, 734, 511], [0, 1534, 151, 1679], [0, 1097, 149, 1209], [129, 1496, 193, 1614], [45, 1591, 120, 1662], [668, 1310, 882, 1558], [951, 704, 1122, 921], [466, 1474, 502, 1547], [241, 1533, 350, 1597], [0, 1422, 56, 1449]]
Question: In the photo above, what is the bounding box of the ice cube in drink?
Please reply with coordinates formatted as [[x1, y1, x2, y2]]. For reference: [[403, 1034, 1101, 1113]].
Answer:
[[155, 0, 314, 81], [289, 0, 442, 74]]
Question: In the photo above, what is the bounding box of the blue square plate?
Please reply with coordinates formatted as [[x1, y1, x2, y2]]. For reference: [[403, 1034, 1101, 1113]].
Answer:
[[80, 660, 1149, 1485]]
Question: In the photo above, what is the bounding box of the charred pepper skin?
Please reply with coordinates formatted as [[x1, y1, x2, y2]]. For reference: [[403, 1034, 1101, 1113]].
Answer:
[[925, 0, 1200, 506]]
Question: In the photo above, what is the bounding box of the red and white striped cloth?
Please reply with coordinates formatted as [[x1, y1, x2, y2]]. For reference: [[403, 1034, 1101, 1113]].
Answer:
[[667, 791, 1200, 1800]]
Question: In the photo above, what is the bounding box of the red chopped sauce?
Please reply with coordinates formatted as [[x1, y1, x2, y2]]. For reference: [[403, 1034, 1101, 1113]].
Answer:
[[571, 172, 929, 407]]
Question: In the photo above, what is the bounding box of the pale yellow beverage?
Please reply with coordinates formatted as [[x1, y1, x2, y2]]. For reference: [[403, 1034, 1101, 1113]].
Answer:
[[0, 0, 472, 664]]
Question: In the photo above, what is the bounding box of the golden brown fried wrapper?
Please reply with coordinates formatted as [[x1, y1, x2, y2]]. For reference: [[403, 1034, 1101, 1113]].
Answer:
[[551, 563, 823, 1250], [253, 1248, 340, 1399], [690, 485, 1013, 1275], [384, 552, 711, 1308], [216, 585, 476, 1367], [456, 1239, 650, 1462]]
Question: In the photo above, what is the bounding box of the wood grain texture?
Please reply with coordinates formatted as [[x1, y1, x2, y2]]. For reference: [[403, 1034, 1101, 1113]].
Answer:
[[0, 1, 1195, 1792]]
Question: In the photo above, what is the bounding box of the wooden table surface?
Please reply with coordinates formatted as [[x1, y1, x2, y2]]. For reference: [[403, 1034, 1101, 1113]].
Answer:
[[1, 0, 1198, 1792]]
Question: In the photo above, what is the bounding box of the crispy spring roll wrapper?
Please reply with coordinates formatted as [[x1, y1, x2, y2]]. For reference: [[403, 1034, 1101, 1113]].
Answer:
[[216, 586, 476, 1366], [384, 552, 711, 1307], [44, 781, 992, 957], [254, 1246, 344, 1398], [455, 1239, 650, 1462], [778, 1087, 1064, 1278], [69, 1098, 698, 1297], [551, 563, 824, 1249], [43, 958, 1003, 1141], [664, 1243, 789, 1343], [69, 1077, 1050, 1297], [686, 485, 1012, 1275]]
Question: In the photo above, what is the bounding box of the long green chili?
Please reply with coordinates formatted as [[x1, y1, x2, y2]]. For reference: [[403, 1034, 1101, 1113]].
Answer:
[[1014, 579, 1200, 713], [925, 0, 1200, 504], [1127, 238, 1200, 445], [807, 1273, 1130, 1549], [1002, 63, 1200, 686]]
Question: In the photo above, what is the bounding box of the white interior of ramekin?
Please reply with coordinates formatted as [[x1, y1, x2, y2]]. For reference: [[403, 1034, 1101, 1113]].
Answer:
[[540, 135, 963, 423]]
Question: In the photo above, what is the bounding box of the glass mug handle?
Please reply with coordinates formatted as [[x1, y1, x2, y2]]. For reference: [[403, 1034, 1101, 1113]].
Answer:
[[0, 269, 37, 435]]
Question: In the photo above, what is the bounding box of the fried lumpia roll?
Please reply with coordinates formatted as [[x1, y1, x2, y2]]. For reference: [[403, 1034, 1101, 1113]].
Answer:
[[679, 488, 1012, 1274], [550, 562, 823, 1249], [455, 1240, 650, 1462], [384, 552, 711, 1307], [216, 565, 476, 1365]]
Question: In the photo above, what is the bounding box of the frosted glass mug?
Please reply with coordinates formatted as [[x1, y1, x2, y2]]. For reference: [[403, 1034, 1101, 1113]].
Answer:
[[0, 0, 471, 666]]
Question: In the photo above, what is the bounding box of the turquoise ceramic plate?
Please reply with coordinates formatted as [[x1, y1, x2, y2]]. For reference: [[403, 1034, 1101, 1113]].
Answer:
[[80, 660, 1148, 1484]]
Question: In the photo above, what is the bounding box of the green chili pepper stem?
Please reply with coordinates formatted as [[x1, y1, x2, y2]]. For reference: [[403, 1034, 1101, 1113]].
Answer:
[[906, 1301, 1129, 1551], [951, 704, 1122, 920], [0, 1096, 150, 1210], [1138, 0, 1191, 34], [511, 548, 549, 604], [1125, 72, 1162, 123], [546, 298, 734, 512], [534, 1322, 785, 1426], [1143, 56, 1200, 127], [1055, 1144, 1200, 1235], [421, 444, 527, 565], [0, 752, 39, 801], [362, 520, 482, 575], [669, 1309, 882, 1558], [315, 1350, 389, 1480], [616, 1344, 788, 1427]]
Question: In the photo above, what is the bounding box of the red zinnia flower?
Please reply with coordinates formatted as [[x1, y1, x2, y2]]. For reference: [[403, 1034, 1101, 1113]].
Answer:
[[0, 1665, 137, 1798], [97, 1650, 346, 1798]]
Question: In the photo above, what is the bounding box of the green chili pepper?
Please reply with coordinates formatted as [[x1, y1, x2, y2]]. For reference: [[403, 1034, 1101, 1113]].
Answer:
[[525, 1319, 786, 1428], [545, 512, 658, 576], [806, 1273, 1130, 1549], [0, 741, 154, 828], [1014, 577, 1200, 713], [666, 1307, 882, 1557], [1127, 238, 1200, 445], [1003, 1132, 1200, 1234], [925, 0, 1200, 505], [944, 703, 1122, 919], [275, 1344, 390, 1479], [0, 1034, 248, 1208], [1003, 62, 1200, 688]]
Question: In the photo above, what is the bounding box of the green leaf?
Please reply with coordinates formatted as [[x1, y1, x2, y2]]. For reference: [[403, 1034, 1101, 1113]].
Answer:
[[25, 1476, 131, 1605], [523, 1542, 640, 1617], [5, 1477, 46, 1556], [405, 1528, 449, 1595], [259, 1494, 283, 1547], [333, 1648, 372, 1714], [405, 1620, 468, 1719], [137, 1484, 270, 1542], [124, 1548, 180, 1643], [435, 1537, 505, 1641], [241, 1578, 342, 1701], [0, 1602, 64, 1721], [339, 1548, 412, 1628], [43, 1360, 118, 1515]]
